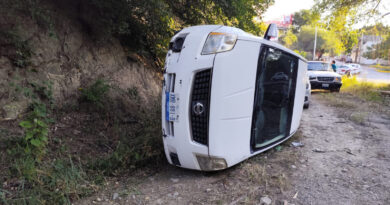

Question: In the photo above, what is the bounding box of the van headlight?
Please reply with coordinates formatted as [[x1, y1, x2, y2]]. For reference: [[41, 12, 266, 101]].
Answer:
[[335, 77, 341, 82], [196, 155, 227, 171], [201, 32, 237, 55]]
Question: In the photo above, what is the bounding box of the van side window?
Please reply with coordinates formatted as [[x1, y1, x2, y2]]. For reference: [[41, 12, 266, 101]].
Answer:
[[251, 46, 298, 150]]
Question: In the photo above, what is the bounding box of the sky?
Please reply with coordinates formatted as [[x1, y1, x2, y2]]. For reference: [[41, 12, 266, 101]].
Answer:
[[263, 0, 314, 21], [263, 0, 390, 27]]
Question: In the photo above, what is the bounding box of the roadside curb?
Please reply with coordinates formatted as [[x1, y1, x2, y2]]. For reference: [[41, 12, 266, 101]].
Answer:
[[375, 69, 390, 73]]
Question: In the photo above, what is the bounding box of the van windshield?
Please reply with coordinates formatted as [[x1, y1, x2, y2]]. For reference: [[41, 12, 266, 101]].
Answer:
[[308, 62, 330, 71]]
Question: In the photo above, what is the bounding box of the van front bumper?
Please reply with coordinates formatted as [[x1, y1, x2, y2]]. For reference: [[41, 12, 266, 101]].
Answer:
[[310, 81, 342, 90]]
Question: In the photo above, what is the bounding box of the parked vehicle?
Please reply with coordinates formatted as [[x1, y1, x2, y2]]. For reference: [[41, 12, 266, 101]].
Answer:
[[337, 64, 353, 76], [345, 56, 353, 63], [308, 61, 342, 92], [348, 63, 361, 74], [162, 24, 308, 171]]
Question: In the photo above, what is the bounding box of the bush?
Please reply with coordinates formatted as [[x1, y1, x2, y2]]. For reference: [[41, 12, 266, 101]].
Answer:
[[90, 101, 163, 175], [80, 79, 110, 108], [0, 30, 32, 68], [79, 0, 272, 66], [5, 153, 94, 204]]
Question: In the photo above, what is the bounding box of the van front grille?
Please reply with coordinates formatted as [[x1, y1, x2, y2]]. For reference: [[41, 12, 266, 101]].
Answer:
[[190, 69, 212, 146], [317, 77, 334, 82]]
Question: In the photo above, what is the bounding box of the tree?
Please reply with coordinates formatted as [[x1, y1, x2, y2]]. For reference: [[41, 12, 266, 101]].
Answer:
[[292, 9, 320, 33], [81, 0, 274, 66], [294, 26, 344, 59], [363, 34, 390, 60], [315, 0, 386, 24], [279, 29, 297, 48]]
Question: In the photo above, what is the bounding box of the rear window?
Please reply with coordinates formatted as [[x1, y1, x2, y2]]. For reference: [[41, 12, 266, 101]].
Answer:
[[308, 62, 330, 71]]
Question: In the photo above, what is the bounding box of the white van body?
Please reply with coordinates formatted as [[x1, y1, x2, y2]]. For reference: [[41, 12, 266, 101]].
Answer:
[[162, 25, 307, 171]]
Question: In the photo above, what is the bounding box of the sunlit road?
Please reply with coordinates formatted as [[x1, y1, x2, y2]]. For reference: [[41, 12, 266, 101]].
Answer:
[[356, 65, 390, 83]]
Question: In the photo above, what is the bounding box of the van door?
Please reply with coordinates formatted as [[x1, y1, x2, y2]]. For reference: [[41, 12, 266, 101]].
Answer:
[[251, 46, 298, 150]]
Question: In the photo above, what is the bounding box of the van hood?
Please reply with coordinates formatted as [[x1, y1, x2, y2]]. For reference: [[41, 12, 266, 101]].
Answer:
[[308, 71, 341, 78]]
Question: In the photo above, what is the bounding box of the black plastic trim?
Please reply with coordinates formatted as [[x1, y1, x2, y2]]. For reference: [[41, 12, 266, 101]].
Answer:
[[170, 152, 181, 166], [190, 69, 212, 146]]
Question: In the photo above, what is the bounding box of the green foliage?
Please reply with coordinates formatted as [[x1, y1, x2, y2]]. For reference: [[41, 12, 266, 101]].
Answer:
[[280, 29, 297, 48], [5, 152, 93, 204], [30, 81, 55, 108], [7, 80, 55, 160], [314, 0, 384, 23], [363, 33, 390, 60], [292, 9, 321, 32], [362, 23, 390, 36], [80, 0, 273, 66], [0, 30, 32, 68], [80, 79, 110, 108], [19, 101, 51, 159], [342, 30, 359, 54], [9, 0, 56, 37], [291, 6, 360, 56], [90, 101, 163, 175], [293, 50, 308, 59], [341, 76, 389, 103], [309, 1, 388, 56], [0, 81, 91, 204], [294, 26, 344, 59]]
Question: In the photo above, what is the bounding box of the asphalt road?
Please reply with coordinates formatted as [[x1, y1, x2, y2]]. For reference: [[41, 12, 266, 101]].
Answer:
[[356, 65, 390, 83]]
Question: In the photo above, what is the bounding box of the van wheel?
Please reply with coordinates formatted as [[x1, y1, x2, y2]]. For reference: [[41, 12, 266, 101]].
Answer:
[[304, 103, 309, 109]]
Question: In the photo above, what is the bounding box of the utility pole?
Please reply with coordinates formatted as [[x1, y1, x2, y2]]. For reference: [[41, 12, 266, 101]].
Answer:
[[359, 32, 363, 64], [313, 27, 317, 61], [355, 33, 362, 63]]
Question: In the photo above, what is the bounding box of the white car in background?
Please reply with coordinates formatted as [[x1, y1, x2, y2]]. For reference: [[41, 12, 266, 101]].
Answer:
[[337, 64, 354, 76], [348, 63, 361, 74]]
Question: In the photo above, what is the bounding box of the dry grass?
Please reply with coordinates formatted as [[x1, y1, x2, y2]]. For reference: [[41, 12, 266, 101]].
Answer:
[[319, 93, 358, 108], [349, 112, 369, 125], [341, 76, 390, 103], [318, 76, 390, 125]]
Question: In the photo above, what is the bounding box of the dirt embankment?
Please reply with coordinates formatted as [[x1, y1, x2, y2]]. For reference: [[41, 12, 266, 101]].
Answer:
[[77, 94, 390, 205], [0, 2, 163, 201], [0, 0, 161, 121]]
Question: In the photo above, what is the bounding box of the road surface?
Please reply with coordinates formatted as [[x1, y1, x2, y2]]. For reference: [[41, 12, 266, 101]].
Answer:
[[357, 65, 390, 83]]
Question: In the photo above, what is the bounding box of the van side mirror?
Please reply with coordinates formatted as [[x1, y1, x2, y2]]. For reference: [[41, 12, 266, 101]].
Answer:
[[264, 23, 278, 40]]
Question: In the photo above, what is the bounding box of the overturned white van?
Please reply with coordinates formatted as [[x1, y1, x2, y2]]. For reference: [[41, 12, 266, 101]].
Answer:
[[162, 24, 307, 171]]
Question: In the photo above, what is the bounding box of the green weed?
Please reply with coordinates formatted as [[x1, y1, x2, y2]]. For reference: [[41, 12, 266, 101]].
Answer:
[[90, 101, 163, 175], [19, 101, 51, 159], [80, 79, 110, 108], [1, 81, 95, 204], [0, 30, 32, 68], [5, 156, 93, 204]]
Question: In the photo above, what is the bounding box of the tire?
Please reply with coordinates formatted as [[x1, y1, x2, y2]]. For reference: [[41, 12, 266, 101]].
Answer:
[[303, 103, 309, 109]]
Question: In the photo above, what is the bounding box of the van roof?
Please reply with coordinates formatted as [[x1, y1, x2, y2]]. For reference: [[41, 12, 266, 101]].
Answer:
[[215, 26, 307, 62], [180, 25, 307, 62]]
